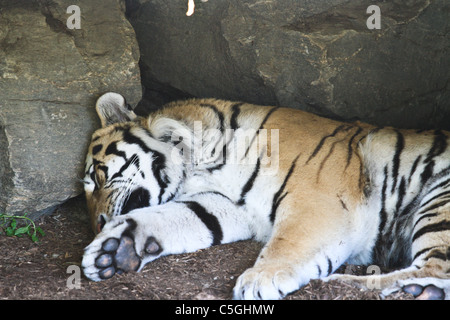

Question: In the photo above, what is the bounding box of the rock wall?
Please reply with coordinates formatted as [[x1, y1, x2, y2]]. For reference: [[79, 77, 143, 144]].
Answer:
[[1, 0, 449, 219], [0, 0, 142, 218], [128, 0, 449, 129]]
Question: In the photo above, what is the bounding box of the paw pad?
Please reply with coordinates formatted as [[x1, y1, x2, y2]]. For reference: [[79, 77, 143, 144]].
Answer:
[[115, 236, 141, 272], [403, 284, 445, 300], [102, 238, 119, 252], [144, 236, 162, 255], [94, 236, 141, 280]]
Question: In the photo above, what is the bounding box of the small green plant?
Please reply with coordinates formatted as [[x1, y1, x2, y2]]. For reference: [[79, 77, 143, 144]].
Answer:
[[0, 213, 45, 243]]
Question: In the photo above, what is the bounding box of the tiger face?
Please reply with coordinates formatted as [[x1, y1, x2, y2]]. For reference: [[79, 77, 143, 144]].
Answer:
[[83, 93, 182, 233]]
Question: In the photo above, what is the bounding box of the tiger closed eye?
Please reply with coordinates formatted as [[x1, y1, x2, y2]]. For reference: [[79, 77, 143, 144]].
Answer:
[[97, 215, 107, 233]]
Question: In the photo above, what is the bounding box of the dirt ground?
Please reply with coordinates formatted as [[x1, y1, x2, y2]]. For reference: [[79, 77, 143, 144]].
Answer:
[[0, 196, 414, 300]]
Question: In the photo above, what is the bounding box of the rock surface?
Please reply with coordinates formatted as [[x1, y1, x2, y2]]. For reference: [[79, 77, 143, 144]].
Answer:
[[0, 0, 142, 218], [1, 0, 449, 219], [128, 0, 449, 129]]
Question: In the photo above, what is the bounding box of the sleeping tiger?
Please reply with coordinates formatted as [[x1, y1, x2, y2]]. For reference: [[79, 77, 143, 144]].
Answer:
[[81, 92, 449, 300]]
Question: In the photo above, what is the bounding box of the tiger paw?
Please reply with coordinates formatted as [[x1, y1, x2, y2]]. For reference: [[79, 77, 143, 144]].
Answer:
[[381, 278, 449, 300], [403, 284, 445, 300], [233, 266, 299, 300], [82, 218, 163, 281]]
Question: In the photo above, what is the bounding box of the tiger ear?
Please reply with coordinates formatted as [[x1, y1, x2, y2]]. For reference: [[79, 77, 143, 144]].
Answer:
[[95, 92, 137, 127]]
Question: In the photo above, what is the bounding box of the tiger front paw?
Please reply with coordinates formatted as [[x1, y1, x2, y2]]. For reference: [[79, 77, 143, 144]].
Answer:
[[82, 218, 162, 281], [233, 266, 300, 300]]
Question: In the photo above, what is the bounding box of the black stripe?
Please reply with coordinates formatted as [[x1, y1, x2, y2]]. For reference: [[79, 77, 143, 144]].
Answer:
[[151, 150, 168, 204], [420, 190, 450, 210], [200, 103, 225, 133], [207, 143, 228, 173], [346, 127, 363, 168], [418, 199, 450, 216], [207, 103, 244, 172], [412, 220, 450, 242], [424, 249, 447, 261], [92, 144, 103, 155], [306, 125, 347, 164], [398, 192, 422, 217], [395, 177, 406, 213], [408, 155, 422, 183], [237, 158, 261, 206], [123, 129, 153, 153], [110, 154, 139, 180], [379, 166, 389, 231], [428, 177, 450, 194], [327, 258, 333, 276], [195, 191, 233, 202], [122, 128, 168, 203], [339, 197, 349, 211], [413, 246, 438, 261], [421, 160, 435, 186], [270, 154, 300, 222], [413, 213, 438, 229], [244, 106, 279, 157], [207, 163, 225, 173], [426, 130, 448, 162], [230, 103, 243, 130], [372, 166, 389, 261], [420, 130, 448, 185], [259, 106, 279, 130], [92, 135, 101, 142], [317, 126, 354, 177], [121, 187, 150, 215], [90, 170, 98, 191], [183, 201, 223, 246], [391, 130, 404, 193], [122, 218, 138, 240], [105, 142, 127, 160]]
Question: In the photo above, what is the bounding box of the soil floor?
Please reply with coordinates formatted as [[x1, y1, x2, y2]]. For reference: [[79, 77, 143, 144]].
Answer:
[[0, 196, 414, 300]]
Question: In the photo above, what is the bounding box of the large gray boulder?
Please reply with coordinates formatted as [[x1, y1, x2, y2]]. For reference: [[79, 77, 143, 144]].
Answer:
[[0, 0, 142, 218], [129, 0, 449, 129]]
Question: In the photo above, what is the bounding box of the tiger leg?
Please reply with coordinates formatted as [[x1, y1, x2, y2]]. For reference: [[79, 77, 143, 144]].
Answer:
[[233, 197, 357, 300], [326, 197, 450, 300], [325, 260, 449, 300], [82, 192, 251, 281], [386, 195, 450, 300]]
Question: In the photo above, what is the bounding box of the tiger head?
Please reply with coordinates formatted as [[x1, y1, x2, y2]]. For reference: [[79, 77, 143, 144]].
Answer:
[[83, 93, 185, 234]]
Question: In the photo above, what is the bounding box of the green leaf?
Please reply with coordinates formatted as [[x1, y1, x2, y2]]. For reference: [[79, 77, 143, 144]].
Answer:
[[31, 234, 39, 243], [0, 213, 45, 243], [5, 227, 14, 236], [14, 226, 30, 236]]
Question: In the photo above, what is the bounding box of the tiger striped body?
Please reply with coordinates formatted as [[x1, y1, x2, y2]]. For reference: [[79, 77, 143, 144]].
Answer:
[[82, 93, 449, 299]]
